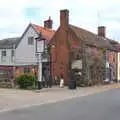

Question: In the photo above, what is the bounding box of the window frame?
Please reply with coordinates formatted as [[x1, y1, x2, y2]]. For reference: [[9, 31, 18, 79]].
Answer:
[[2, 50, 6, 57], [24, 67, 30, 73], [11, 50, 15, 62], [1, 50, 7, 62], [11, 50, 14, 57], [28, 36, 34, 45]]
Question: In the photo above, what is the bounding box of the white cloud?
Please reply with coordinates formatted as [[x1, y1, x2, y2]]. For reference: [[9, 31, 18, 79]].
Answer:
[[0, 0, 120, 41]]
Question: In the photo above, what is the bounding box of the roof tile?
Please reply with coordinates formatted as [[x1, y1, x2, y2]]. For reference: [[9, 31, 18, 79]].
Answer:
[[0, 37, 21, 49], [32, 24, 55, 43], [69, 24, 113, 49]]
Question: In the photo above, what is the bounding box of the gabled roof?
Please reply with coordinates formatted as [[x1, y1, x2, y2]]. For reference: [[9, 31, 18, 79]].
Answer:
[[0, 23, 55, 49], [69, 24, 113, 49], [0, 37, 21, 49], [31, 24, 55, 43], [20, 23, 55, 43]]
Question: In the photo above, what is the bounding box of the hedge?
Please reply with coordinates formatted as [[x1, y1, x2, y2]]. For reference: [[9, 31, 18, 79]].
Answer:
[[16, 74, 36, 89]]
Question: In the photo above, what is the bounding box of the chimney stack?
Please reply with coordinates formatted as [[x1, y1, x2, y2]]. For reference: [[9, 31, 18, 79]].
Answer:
[[98, 26, 106, 37], [60, 9, 69, 28], [44, 16, 53, 29]]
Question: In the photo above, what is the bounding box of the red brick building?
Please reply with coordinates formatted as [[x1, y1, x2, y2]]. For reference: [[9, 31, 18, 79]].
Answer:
[[50, 9, 114, 84]]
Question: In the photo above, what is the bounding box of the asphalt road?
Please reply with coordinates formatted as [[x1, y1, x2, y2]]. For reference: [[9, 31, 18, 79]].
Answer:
[[0, 88, 120, 120]]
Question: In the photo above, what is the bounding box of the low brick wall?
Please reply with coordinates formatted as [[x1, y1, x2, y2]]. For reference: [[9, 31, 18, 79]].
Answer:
[[0, 65, 37, 88]]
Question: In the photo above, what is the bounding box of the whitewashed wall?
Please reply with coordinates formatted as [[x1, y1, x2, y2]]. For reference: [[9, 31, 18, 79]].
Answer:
[[0, 49, 15, 66], [15, 26, 39, 66], [0, 25, 48, 66]]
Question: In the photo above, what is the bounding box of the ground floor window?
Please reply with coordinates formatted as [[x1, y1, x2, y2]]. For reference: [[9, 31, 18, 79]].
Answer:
[[24, 67, 30, 73]]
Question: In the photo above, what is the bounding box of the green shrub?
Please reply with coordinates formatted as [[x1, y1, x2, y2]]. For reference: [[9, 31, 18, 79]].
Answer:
[[16, 74, 36, 89]]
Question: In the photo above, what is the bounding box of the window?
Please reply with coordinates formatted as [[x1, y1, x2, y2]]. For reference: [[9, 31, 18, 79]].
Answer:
[[11, 50, 15, 62], [24, 67, 30, 73], [2, 51, 6, 57], [1, 51, 6, 62], [28, 37, 34, 45], [76, 54, 80, 60], [11, 50, 14, 57]]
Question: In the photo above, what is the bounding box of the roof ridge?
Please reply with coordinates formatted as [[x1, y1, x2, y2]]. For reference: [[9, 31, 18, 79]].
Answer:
[[69, 24, 113, 49], [0, 37, 21, 41], [0, 37, 21, 49], [69, 24, 98, 37], [31, 23, 55, 32], [69, 24, 115, 41]]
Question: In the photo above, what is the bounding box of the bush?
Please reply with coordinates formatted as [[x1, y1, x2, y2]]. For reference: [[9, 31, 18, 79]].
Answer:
[[16, 74, 36, 89]]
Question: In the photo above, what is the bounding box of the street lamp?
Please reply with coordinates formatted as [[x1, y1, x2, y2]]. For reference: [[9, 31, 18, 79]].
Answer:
[[35, 33, 45, 89]]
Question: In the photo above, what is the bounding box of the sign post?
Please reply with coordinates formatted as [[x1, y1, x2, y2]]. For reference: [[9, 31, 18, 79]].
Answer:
[[35, 34, 45, 89]]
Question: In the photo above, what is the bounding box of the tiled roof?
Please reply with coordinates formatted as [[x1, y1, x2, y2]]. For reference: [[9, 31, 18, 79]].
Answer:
[[0, 37, 21, 49], [32, 24, 55, 43], [69, 24, 113, 49]]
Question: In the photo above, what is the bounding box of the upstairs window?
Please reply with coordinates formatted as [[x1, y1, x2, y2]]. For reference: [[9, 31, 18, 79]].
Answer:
[[28, 37, 34, 45]]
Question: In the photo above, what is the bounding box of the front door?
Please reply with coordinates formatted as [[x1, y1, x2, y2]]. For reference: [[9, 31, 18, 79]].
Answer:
[[42, 62, 50, 87]]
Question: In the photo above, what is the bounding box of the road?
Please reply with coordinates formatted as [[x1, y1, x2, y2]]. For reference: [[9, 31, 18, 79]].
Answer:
[[0, 88, 120, 120]]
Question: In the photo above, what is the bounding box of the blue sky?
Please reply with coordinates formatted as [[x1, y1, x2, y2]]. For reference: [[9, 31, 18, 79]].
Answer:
[[0, 0, 120, 41]]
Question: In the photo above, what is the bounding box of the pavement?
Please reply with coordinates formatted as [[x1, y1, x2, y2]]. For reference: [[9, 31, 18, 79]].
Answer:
[[0, 83, 120, 113]]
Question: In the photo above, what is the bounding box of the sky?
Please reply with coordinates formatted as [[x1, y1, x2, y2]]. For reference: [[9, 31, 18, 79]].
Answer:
[[0, 0, 120, 41]]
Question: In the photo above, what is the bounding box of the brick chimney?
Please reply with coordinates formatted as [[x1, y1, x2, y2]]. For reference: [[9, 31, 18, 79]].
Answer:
[[98, 26, 106, 37], [60, 9, 69, 28], [44, 16, 53, 29]]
